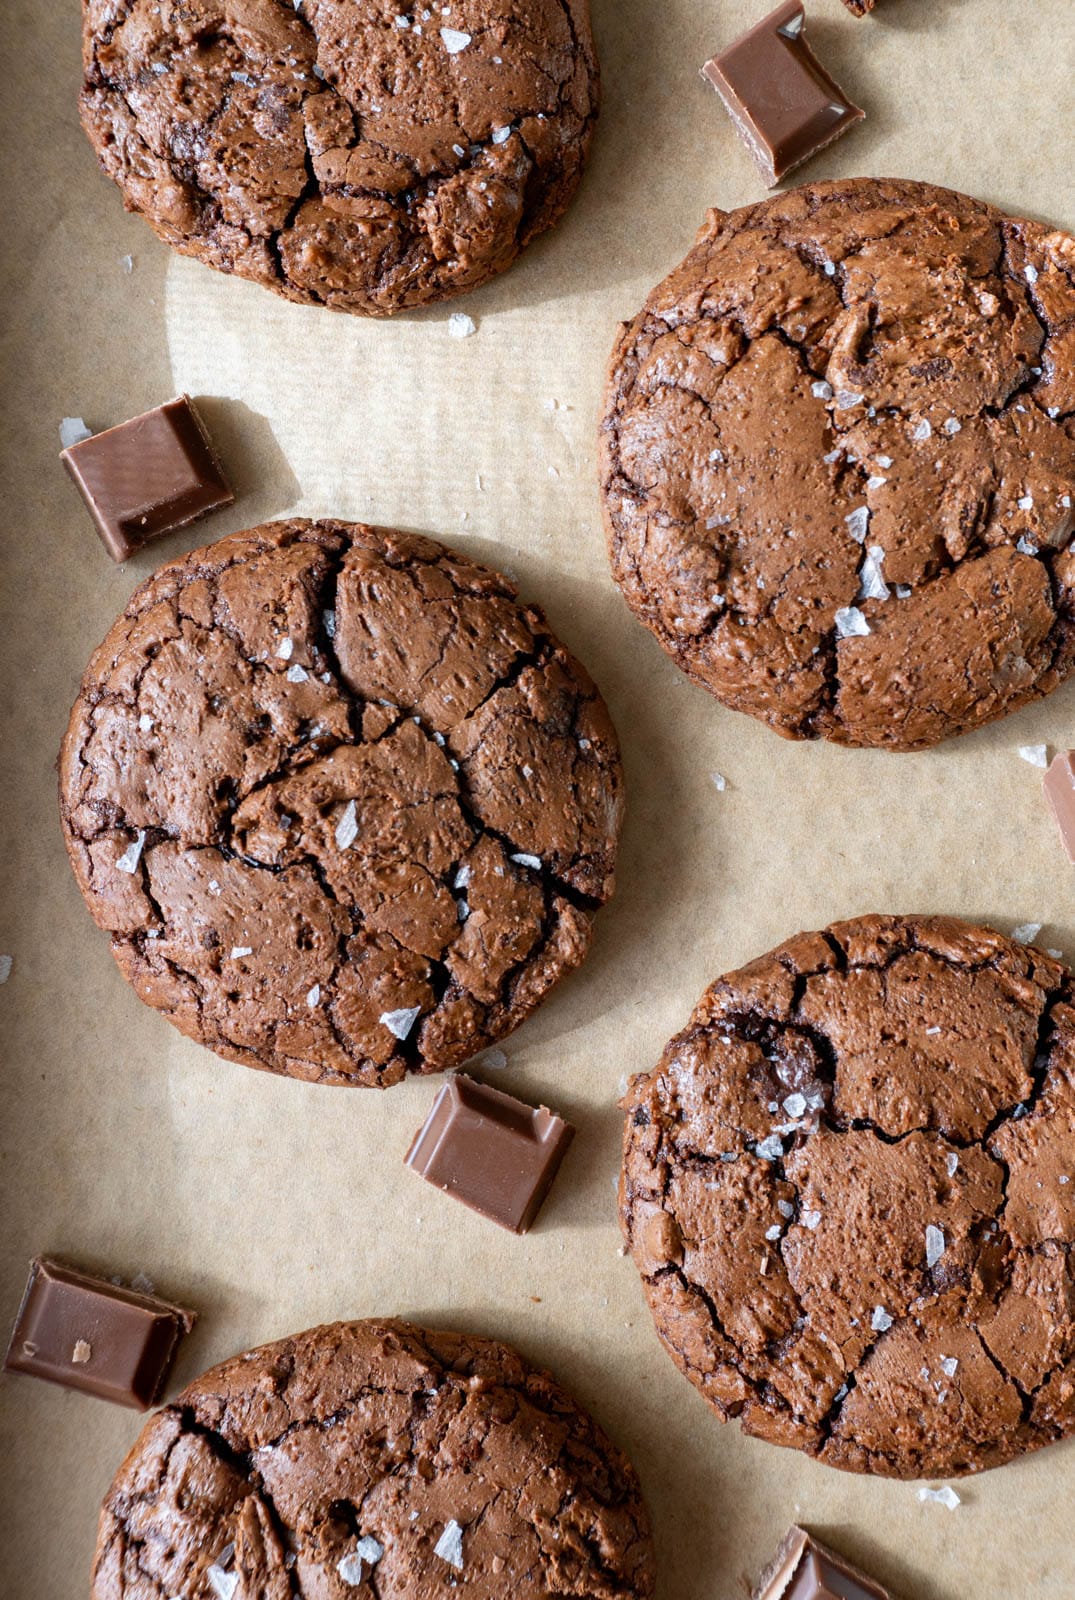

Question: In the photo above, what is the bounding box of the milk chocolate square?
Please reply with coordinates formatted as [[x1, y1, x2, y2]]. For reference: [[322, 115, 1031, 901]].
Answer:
[[702, 3, 864, 187], [4, 1258, 195, 1409], [61, 395, 233, 561], [405, 1074, 574, 1233], [1044, 751, 1075, 864], [752, 1527, 894, 1600]]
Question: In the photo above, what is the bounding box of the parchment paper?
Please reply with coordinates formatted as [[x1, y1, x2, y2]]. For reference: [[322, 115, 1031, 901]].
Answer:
[[2, 1, 1074, 1595]]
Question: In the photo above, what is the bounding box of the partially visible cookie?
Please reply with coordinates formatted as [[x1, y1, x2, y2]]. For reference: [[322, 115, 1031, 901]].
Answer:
[[59, 519, 623, 1086], [80, 0, 600, 313], [843, 0, 875, 14], [621, 914, 1075, 1478], [91, 1318, 657, 1598], [600, 178, 1075, 750]]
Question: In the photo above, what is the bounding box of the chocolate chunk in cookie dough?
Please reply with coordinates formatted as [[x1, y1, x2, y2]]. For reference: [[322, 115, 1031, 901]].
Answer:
[[4, 1258, 195, 1410], [405, 1072, 574, 1232], [79, 1, 600, 315], [61, 396, 233, 561], [1044, 750, 1075, 863], [90, 1319, 656, 1599], [601, 180, 1075, 750], [58, 520, 624, 1087], [621, 914, 1075, 1479], [753, 1526, 893, 1600], [702, 4, 864, 187]]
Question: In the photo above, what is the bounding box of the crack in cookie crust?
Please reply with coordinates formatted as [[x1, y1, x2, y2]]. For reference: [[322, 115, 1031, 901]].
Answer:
[[90, 1319, 656, 1598], [620, 914, 1075, 1478], [80, 0, 600, 313], [58, 519, 624, 1086], [599, 179, 1075, 750]]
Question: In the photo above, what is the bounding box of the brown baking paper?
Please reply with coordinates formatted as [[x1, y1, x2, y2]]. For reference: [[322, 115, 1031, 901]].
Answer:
[[1, 1, 1073, 1596]]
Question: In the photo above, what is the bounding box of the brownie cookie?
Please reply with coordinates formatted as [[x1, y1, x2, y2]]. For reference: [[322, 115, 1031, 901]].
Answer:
[[842, 0, 875, 14], [80, 0, 599, 314], [621, 915, 1075, 1478], [59, 519, 623, 1086], [601, 179, 1075, 750], [91, 1318, 657, 1598]]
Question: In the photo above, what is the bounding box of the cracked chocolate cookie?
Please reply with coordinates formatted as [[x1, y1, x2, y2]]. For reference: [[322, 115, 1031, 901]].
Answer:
[[80, 0, 599, 314], [600, 179, 1075, 750], [59, 519, 623, 1086], [91, 1318, 657, 1598], [620, 914, 1075, 1479]]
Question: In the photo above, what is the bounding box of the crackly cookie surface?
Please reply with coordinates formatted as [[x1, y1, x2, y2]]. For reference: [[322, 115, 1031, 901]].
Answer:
[[621, 915, 1075, 1478], [59, 519, 623, 1086], [600, 179, 1075, 750], [91, 1319, 656, 1598], [79, 0, 598, 313]]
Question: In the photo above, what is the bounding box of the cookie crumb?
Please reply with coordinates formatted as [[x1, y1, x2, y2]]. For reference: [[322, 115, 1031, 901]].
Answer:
[[72, 1339, 92, 1363]]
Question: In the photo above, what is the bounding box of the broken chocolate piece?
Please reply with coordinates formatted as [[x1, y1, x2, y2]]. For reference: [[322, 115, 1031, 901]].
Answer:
[[405, 1073, 574, 1233], [3, 1257, 195, 1409], [1044, 751, 1075, 864], [702, 2, 864, 187], [752, 1527, 893, 1600], [61, 395, 233, 561]]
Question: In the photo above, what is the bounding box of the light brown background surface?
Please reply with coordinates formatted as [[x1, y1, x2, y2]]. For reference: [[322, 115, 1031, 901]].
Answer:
[[2, 0, 1074, 1595]]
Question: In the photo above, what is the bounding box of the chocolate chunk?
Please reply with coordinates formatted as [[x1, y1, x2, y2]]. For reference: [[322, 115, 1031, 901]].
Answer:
[[61, 395, 233, 561], [1044, 751, 1075, 863], [702, 3, 864, 187], [4, 1258, 195, 1409], [753, 1527, 893, 1600], [405, 1073, 574, 1233]]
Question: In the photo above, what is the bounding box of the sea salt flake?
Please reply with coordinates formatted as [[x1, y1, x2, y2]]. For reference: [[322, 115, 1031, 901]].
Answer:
[[1025, 263, 1039, 285], [912, 418, 932, 442], [231, 946, 253, 959], [323, 609, 337, 638], [121, 254, 134, 273], [940, 1356, 959, 1378], [207, 1570, 239, 1600], [823, 449, 842, 465], [857, 545, 890, 602], [434, 1520, 465, 1569], [925, 1224, 946, 1269], [1012, 922, 1042, 944], [307, 985, 320, 1008], [448, 312, 476, 338], [835, 390, 864, 410], [801, 1210, 822, 1230], [479, 1047, 508, 1071], [335, 799, 359, 851], [130, 1272, 155, 1294], [1018, 744, 1049, 768], [0, 955, 12, 985], [286, 662, 309, 683], [710, 771, 727, 792], [811, 380, 833, 401], [440, 26, 471, 51], [765, 1225, 782, 1241], [777, 1199, 794, 1218], [380, 1005, 421, 1040], [895, 583, 912, 599], [511, 852, 541, 870], [867, 474, 887, 491], [1016, 536, 1038, 555], [782, 1093, 807, 1119], [926, 1025, 941, 1036], [60, 416, 92, 448], [943, 417, 962, 435], [1017, 495, 1035, 510], [871, 1306, 893, 1333], [72, 1339, 92, 1363], [138, 712, 154, 732], [491, 124, 511, 143], [116, 831, 146, 875], [835, 606, 870, 640], [756, 1134, 784, 1162], [876, 455, 894, 469], [845, 506, 870, 544], [918, 1485, 960, 1510]]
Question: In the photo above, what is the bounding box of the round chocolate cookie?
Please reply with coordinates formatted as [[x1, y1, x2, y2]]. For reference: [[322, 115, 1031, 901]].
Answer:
[[600, 179, 1075, 750], [621, 915, 1075, 1478], [91, 1318, 656, 1598], [80, 0, 599, 314], [59, 519, 623, 1086]]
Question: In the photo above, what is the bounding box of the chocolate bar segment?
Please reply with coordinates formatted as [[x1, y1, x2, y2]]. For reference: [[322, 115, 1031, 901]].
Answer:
[[61, 395, 233, 561], [4, 1258, 195, 1409], [702, 3, 864, 188], [752, 1527, 894, 1600], [1044, 751, 1075, 864], [405, 1073, 574, 1233]]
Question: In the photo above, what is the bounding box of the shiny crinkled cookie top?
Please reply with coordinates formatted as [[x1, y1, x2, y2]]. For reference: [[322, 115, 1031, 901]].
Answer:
[[79, 0, 599, 313], [620, 914, 1075, 1479], [58, 519, 623, 1086], [90, 1319, 657, 1598], [600, 178, 1075, 750]]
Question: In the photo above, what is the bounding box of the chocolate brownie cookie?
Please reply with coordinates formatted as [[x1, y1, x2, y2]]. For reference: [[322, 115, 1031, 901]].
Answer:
[[59, 519, 623, 1086], [91, 1318, 657, 1598], [600, 179, 1075, 750], [842, 0, 875, 15], [79, 0, 599, 314], [621, 915, 1075, 1478]]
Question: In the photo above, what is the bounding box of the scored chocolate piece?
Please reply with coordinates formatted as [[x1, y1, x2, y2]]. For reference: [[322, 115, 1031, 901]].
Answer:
[[405, 1073, 574, 1234], [4, 1257, 196, 1409], [1044, 751, 1075, 864], [752, 1527, 894, 1600], [702, 2, 864, 188], [61, 394, 233, 561]]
